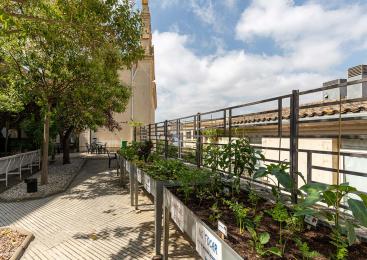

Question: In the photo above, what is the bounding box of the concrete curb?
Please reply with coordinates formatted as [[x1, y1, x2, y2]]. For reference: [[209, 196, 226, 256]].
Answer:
[[0, 158, 87, 203], [0, 226, 34, 260]]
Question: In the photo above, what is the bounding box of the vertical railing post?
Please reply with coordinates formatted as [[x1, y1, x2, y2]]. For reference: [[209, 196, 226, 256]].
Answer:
[[177, 119, 181, 159], [164, 120, 168, 159], [290, 90, 299, 204], [196, 113, 202, 168], [278, 98, 283, 138], [307, 151, 312, 184], [223, 109, 227, 136], [228, 108, 232, 173], [155, 123, 158, 152], [148, 124, 151, 141]]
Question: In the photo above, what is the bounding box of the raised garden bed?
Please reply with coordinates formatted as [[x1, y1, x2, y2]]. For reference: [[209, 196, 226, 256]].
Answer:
[[163, 185, 367, 260], [0, 227, 34, 260]]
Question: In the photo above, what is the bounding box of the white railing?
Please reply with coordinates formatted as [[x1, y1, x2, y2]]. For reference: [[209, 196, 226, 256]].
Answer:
[[0, 150, 41, 187]]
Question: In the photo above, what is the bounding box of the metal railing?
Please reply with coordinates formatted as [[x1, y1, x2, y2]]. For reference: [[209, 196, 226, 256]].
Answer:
[[138, 78, 367, 202]]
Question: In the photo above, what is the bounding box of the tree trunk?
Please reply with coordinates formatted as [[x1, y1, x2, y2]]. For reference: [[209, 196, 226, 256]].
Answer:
[[41, 103, 51, 185], [61, 127, 73, 165]]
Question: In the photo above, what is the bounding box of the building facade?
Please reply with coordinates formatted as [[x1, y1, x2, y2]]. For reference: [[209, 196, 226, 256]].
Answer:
[[79, 0, 157, 151]]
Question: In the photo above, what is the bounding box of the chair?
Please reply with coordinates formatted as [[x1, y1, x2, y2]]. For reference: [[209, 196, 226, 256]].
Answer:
[[86, 143, 91, 154], [107, 150, 118, 170]]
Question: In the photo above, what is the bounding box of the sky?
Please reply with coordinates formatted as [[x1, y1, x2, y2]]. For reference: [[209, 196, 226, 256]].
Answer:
[[139, 0, 367, 122]]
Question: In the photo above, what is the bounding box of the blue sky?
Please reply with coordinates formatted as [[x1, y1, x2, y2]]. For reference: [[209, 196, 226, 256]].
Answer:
[[138, 0, 367, 121]]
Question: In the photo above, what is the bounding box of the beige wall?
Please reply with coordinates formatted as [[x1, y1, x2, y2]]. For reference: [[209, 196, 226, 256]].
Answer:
[[79, 1, 156, 151]]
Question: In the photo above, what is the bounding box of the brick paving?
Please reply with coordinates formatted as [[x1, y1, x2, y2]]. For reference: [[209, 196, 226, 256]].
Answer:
[[0, 158, 199, 260]]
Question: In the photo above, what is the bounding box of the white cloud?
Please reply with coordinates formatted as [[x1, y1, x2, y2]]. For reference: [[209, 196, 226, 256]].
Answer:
[[153, 31, 331, 121], [223, 0, 237, 9], [189, 0, 216, 27], [158, 0, 179, 9], [236, 0, 367, 71]]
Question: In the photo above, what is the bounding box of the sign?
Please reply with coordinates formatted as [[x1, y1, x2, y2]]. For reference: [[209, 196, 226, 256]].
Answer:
[[217, 221, 227, 238], [137, 169, 142, 183], [304, 215, 318, 227], [196, 222, 222, 260], [170, 195, 185, 232], [144, 175, 151, 193]]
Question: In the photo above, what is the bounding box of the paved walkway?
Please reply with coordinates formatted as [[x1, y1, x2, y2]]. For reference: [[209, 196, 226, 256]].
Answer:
[[0, 159, 199, 259]]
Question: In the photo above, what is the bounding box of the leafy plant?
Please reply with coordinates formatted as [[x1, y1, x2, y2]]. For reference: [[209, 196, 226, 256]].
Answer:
[[296, 182, 367, 259], [224, 199, 251, 234], [294, 238, 320, 260], [254, 162, 305, 202], [137, 140, 154, 162], [247, 227, 282, 257], [119, 141, 141, 161], [177, 168, 212, 203], [248, 190, 261, 214], [218, 138, 264, 196], [148, 159, 188, 181], [209, 202, 222, 224], [203, 143, 224, 197]]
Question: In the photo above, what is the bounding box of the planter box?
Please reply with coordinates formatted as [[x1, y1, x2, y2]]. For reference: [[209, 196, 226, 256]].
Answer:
[[123, 159, 177, 258], [163, 186, 242, 260]]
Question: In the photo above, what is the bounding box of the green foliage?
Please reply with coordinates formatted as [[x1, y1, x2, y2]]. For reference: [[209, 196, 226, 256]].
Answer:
[[247, 227, 282, 257], [149, 159, 188, 181], [214, 138, 264, 195], [294, 238, 320, 260], [208, 202, 222, 224], [0, 0, 143, 179], [119, 141, 141, 161], [137, 141, 154, 162], [296, 182, 367, 258], [224, 199, 251, 234], [177, 168, 212, 203]]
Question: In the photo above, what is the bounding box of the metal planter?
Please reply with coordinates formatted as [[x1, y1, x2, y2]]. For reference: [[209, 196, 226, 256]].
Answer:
[[163, 186, 242, 260]]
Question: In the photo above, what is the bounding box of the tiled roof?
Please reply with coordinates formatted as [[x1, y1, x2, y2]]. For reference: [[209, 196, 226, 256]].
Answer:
[[231, 100, 367, 125]]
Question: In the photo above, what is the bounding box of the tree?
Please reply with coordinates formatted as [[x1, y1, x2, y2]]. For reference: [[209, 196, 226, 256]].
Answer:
[[0, 0, 143, 184], [54, 50, 131, 164]]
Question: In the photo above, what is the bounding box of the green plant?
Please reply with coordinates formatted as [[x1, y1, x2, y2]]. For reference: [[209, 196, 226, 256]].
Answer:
[[203, 143, 224, 197], [296, 182, 367, 259], [267, 202, 304, 255], [219, 138, 264, 196], [208, 202, 222, 224], [148, 159, 188, 181], [294, 238, 320, 259], [119, 141, 141, 161], [177, 168, 212, 203], [254, 162, 305, 202], [137, 140, 153, 162], [224, 199, 251, 234], [248, 190, 261, 214], [247, 227, 282, 257]]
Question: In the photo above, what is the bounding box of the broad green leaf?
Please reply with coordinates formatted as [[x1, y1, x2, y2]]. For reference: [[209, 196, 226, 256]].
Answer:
[[323, 190, 337, 207], [268, 247, 282, 257], [259, 232, 270, 245], [348, 198, 367, 227], [346, 220, 357, 246], [253, 167, 267, 179], [272, 171, 293, 190], [300, 192, 321, 207], [300, 183, 328, 194]]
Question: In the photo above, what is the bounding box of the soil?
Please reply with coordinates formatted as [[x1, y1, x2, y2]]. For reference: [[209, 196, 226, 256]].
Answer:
[[170, 187, 367, 260], [0, 228, 27, 260]]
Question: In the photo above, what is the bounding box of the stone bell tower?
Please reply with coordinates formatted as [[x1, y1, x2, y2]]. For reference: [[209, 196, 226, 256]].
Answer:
[[79, 0, 157, 150]]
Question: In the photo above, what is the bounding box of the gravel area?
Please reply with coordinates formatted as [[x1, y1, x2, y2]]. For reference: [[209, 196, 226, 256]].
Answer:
[[0, 228, 26, 260], [0, 158, 85, 201]]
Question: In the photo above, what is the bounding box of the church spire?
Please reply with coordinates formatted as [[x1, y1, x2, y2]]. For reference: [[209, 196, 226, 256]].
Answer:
[[142, 0, 149, 13]]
